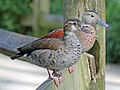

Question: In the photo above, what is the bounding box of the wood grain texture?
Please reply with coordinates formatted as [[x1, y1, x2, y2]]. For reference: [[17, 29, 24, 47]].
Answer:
[[0, 29, 36, 56]]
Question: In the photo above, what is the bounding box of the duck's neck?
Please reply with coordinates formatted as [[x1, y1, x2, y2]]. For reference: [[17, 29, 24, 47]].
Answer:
[[64, 31, 80, 46], [81, 18, 86, 24]]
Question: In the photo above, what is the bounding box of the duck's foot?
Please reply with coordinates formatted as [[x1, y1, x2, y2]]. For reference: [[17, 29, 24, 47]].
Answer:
[[52, 70, 63, 86], [47, 69, 63, 87], [52, 76, 63, 86], [49, 76, 60, 87], [68, 65, 75, 73], [58, 76, 63, 84]]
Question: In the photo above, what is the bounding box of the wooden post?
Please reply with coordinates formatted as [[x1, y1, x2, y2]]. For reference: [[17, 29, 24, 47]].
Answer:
[[32, 0, 63, 37], [32, 0, 50, 37]]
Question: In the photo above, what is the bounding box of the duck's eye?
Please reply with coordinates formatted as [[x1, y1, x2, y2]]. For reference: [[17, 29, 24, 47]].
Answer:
[[91, 15, 94, 17], [73, 22, 77, 25]]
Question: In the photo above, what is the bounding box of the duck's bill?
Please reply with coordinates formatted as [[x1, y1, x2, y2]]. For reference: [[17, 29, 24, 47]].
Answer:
[[96, 19, 109, 27]]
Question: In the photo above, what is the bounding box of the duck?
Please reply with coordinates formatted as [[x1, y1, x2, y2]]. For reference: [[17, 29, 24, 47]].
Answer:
[[13, 18, 83, 86]]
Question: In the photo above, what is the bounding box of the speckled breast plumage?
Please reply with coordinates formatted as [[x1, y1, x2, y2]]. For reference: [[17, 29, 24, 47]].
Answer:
[[76, 25, 96, 52], [28, 32, 82, 70]]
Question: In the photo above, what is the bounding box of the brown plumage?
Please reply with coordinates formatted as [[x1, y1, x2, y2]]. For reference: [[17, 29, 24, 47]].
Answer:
[[76, 25, 96, 52]]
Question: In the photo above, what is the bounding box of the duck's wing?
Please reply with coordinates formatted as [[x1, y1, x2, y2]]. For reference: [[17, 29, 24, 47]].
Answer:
[[41, 28, 64, 39]]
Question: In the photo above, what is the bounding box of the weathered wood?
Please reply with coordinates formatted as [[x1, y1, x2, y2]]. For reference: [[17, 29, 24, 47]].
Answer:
[[32, 0, 41, 37], [0, 29, 37, 56]]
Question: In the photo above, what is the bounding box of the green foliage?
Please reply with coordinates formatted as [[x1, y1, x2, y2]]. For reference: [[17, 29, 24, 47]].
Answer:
[[50, 0, 63, 15], [0, 0, 63, 34], [0, 0, 31, 33], [106, 0, 120, 63]]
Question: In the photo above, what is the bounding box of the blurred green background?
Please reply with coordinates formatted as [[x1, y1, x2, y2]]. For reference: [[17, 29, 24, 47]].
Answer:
[[106, 0, 120, 63], [0, 0, 119, 63]]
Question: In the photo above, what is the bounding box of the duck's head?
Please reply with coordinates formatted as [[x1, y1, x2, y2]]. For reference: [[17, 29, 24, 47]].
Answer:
[[63, 18, 82, 34], [82, 10, 109, 27], [64, 18, 95, 34]]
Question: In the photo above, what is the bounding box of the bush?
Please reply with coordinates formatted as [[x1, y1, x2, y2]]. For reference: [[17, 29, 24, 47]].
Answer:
[[50, 0, 63, 15], [0, 0, 31, 33], [106, 0, 120, 63]]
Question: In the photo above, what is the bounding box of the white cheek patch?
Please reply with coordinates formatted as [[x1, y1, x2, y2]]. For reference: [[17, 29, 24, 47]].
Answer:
[[71, 25, 77, 31], [65, 31, 74, 35]]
